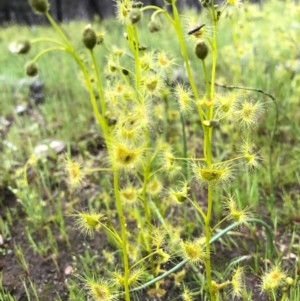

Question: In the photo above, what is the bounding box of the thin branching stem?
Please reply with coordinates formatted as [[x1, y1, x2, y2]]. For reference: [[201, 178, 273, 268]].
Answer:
[[32, 47, 65, 63], [31, 38, 65, 47], [114, 171, 130, 301], [45, 12, 72, 48], [142, 6, 175, 26], [180, 112, 188, 178], [89, 49, 106, 115]]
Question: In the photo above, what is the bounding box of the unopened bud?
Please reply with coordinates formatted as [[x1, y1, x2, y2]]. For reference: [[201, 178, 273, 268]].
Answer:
[[25, 62, 38, 77], [148, 19, 161, 33], [128, 8, 142, 24], [282, 277, 294, 292], [195, 40, 209, 60], [82, 25, 97, 50], [200, 0, 211, 8], [122, 68, 129, 75], [9, 40, 31, 54], [285, 277, 294, 286], [28, 0, 49, 14], [109, 64, 116, 73]]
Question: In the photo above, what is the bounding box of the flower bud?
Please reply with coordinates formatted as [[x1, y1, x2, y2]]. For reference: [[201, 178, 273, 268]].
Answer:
[[148, 20, 161, 33], [122, 68, 129, 75], [195, 40, 209, 60], [82, 25, 97, 50], [28, 0, 49, 14], [200, 0, 211, 8], [109, 64, 116, 73], [285, 277, 294, 286], [9, 40, 31, 54], [281, 276, 294, 291], [25, 62, 38, 77], [128, 8, 142, 25]]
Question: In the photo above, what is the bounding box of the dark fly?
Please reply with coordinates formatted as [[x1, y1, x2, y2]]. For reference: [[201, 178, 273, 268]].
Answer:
[[188, 23, 206, 35]]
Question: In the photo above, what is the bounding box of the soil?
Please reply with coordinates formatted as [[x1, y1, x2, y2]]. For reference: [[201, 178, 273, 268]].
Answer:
[[0, 184, 182, 301]]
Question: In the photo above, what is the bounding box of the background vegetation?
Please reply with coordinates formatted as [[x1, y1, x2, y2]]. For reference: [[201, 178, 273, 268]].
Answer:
[[0, 0, 300, 300], [1, 0, 201, 24]]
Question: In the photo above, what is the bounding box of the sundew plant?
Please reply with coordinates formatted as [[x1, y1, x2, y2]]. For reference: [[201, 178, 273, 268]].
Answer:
[[10, 0, 297, 300]]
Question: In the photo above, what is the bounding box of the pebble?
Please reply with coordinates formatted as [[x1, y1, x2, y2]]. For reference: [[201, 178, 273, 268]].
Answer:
[[34, 140, 66, 158], [15, 104, 28, 115], [64, 265, 73, 275]]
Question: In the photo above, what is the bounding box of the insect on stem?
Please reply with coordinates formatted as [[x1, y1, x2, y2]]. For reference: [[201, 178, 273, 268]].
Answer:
[[188, 23, 206, 35]]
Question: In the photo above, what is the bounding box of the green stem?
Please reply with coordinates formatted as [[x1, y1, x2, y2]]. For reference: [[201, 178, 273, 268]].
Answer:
[[203, 14, 219, 300], [89, 49, 106, 115], [141, 5, 175, 26], [211, 215, 229, 232], [210, 19, 218, 101], [114, 171, 130, 301], [126, 24, 135, 53], [87, 168, 112, 173], [163, 95, 169, 141], [186, 197, 206, 222], [207, 19, 218, 152], [129, 24, 152, 262], [131, 250, 159, 270], [31, 38, 65, 47], [171, 2, 205, 125], [132, 26, 141, 100], [141, 131, 154, 270], [42, 17, 130, 300], [150, 201, 170, 235], [174, 157, 206, 162], [64, 48, 108, 141], [280, 292, 287, 301], [32, 47, 65, 63], [101, 224, 122, 246], [44, 11, 108, 143], [32, 44, 108, 145], [205, 187, 214, 300], [202, 59, 211, 99], [45, 12, 72, 48], [141, 173, 151, 230], [180, 113, 188, 179]]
